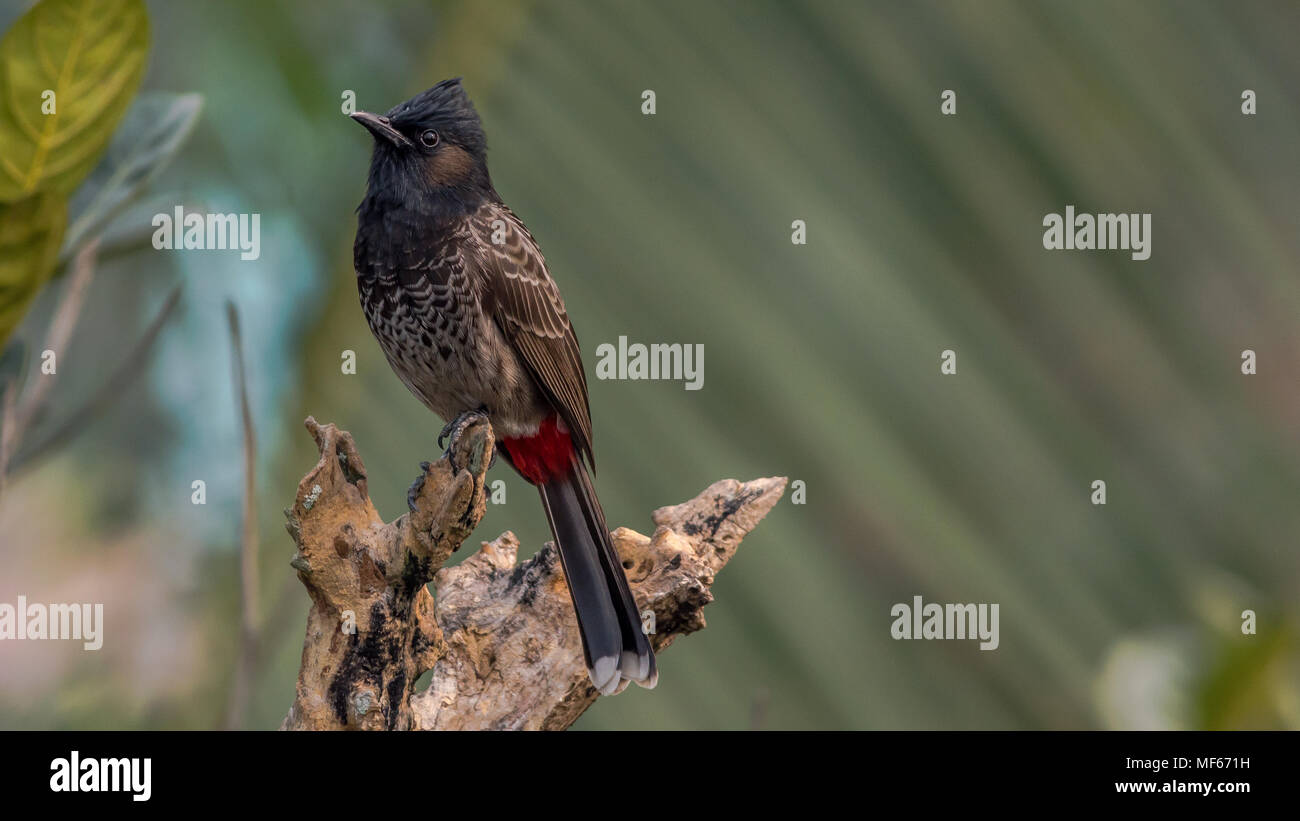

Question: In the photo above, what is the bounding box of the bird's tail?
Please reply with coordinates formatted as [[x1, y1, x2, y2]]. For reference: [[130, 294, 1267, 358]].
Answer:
[[538, 459, 657, 695]]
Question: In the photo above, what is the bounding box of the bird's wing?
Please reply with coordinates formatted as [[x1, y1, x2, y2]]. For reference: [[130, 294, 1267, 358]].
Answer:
[[470, 201, 595, 468]]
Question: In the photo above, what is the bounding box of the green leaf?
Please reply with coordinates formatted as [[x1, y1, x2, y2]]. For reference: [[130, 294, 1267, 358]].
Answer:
[[0, 0, 150, 201], [62, 91, 203, 258], [0, 192, 67, 348], [1195, 625, 1295, 730]]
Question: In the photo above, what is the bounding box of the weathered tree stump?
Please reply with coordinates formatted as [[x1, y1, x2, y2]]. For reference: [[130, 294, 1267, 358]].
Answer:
[[280, 415, 785, 730]]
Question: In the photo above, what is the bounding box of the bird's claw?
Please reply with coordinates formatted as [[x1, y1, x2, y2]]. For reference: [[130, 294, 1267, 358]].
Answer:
[[440, 407, 490, 472], [406, 461, 431, 513], [436, 419, 455, 452]]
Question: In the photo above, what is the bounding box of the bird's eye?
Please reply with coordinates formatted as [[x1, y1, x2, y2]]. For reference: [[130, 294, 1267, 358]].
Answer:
[[420, 129, 439, 148]]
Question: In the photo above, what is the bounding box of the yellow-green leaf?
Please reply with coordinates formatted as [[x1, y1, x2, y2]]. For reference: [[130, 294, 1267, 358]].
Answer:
[[0, 0, 149, 201], [0, 192, 67, 347]]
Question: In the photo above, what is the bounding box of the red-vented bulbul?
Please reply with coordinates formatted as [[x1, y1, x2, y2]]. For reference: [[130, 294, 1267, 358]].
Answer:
[[350, 78, 656, 695]]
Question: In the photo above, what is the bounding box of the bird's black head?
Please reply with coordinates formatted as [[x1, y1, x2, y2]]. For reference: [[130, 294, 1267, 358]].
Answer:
[[352, 78, 493, 212]]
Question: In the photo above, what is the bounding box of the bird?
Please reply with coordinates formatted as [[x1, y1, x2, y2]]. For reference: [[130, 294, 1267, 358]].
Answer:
[[350, 78, 656, 696]]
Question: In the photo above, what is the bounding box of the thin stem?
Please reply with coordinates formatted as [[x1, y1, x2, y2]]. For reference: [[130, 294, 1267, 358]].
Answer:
[[223, 301, 260, 729], [0, 379, 16, 501], [0, 240, 99, 489], [9, 285, 182, 475]]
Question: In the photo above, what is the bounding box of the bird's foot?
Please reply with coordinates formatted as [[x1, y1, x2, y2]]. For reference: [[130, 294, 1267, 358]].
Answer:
[[439, 407, 490, 472], [438, 406, 490, 450], [407, 461, 431, 513]]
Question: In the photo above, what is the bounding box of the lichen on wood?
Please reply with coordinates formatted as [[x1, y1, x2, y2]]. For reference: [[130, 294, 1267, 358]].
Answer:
[[280, 415, 785, 731]]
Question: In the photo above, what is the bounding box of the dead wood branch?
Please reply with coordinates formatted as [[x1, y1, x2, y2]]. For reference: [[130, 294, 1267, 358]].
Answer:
[[280, 416, 785, 731]]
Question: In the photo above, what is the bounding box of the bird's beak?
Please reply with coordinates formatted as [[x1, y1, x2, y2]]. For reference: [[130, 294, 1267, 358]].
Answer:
[[350, 111, 411, 147]]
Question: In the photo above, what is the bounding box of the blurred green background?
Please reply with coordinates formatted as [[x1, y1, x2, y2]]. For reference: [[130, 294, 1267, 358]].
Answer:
[[0, 0, 1297, 730]]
